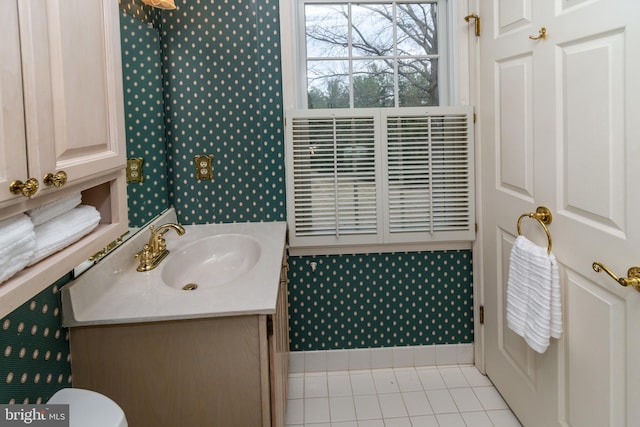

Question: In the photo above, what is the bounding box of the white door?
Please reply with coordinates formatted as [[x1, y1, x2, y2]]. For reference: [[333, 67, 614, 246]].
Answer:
[[479, 0, 640, 426]]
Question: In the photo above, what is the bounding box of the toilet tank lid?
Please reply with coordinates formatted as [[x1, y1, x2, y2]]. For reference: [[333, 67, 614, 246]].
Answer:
[[48, 388, 127, 427]]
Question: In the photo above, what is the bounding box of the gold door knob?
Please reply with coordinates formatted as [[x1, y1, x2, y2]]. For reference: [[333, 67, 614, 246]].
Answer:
[[9, 178, 39, 197], [43, 170, 67, 188]]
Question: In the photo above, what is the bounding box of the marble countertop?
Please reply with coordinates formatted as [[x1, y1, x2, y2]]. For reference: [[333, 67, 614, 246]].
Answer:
[[61, 209, 287, 326]]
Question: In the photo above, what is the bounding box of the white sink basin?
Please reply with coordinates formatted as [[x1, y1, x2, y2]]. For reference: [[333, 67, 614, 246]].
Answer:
[[161, 234, 261, 290]]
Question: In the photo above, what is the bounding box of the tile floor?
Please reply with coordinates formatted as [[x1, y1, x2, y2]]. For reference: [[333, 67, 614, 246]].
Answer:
[[285, 365, 522, 427]]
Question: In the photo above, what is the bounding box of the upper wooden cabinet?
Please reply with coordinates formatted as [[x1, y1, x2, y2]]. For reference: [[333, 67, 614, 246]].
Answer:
[[0, 0, 128, 317], [0, 0, 125, 206]]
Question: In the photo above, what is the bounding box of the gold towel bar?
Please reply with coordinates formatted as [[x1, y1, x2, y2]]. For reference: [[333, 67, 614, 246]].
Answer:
[[517, 206, 553, 254]]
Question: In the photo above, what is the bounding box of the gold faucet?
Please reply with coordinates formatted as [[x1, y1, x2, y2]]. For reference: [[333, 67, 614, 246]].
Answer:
[[135, 223, 185, 272]]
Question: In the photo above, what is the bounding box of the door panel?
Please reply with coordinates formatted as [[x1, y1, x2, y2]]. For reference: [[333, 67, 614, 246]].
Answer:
[[480, 0, 640, 426], [564, 272, 626, 427], [497, 55, 534, 198], [0, 0, 27, 204], [20, 0, 125, 191], [561, 31, 625, 227]]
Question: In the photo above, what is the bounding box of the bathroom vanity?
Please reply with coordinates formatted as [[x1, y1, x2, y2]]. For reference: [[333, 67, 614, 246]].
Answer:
[[62, 212, 289, 426]]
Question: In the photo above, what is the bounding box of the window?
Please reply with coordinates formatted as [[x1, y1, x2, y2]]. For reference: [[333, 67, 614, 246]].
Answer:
[[300, 0, 450, 109], [282, 0, 474, 253]]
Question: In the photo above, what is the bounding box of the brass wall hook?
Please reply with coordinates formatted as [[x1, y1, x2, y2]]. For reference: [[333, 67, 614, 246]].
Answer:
[[529, 27, 547, 41], [464, 14, 480, 37]]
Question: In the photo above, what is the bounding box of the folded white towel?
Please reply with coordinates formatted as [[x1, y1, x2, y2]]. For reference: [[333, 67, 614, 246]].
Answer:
[[27, 192, 82, 226], [28, 205, 101, 266], [506, 235, 562, 353], [0, 214, 36, 284]]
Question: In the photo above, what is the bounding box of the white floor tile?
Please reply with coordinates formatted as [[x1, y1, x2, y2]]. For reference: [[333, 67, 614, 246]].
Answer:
[[425, 389, 458, 414], [285, 398, 303, 425], [435, 412, 467, 427], [350, 370, 377, 395], [284, 363, 521, 427], [401, 391, 433, 416], [328, 372, 353, 397], [329, 395, 356, 422], [357, 420, 385, 427], [409, 415, 439, 427], [449, 387, 484, 412], [473, 386, 509, 410], [330, 422, 358, 427], [372, 369, 400, 393], [353, 394, 382, 420], [304, 397, 330, 424], [288, 374, 304, 399], [304, 373, 328, 398], [384, 417, 412, 427], [437, 366, 469, 389], [461, 411, 494, 427], [378, 393, 407, 418], [393, 367, 423, 392], [415, 367, 447, 390]]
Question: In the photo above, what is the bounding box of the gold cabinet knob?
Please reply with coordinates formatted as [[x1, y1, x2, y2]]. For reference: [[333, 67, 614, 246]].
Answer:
[[43, 170, 68, 188], [10, 177, 39, 197]]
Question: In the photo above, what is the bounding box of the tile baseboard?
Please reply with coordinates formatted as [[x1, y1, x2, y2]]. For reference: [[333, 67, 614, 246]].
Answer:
[[289, 343, 474, 373]]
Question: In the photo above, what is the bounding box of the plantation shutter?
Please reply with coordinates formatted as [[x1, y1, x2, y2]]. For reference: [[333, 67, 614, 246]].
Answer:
[[285, 111, 381, 248], [285, 106, 474, 251], [384, 108, 474, 243]]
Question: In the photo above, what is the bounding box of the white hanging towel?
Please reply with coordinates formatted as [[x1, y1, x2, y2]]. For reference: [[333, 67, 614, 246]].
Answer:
[[506, 235, 562, 353]]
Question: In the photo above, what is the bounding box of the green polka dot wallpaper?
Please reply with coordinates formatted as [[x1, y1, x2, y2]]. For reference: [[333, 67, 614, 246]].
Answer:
[[160, 0, 286, 224], [120, 9, 170, 228], [289, 252, 473, 351], [0, 275, 72, 404]]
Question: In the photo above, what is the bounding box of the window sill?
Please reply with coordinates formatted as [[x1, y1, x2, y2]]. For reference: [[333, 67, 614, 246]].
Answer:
[[288, 240, 473, 256]]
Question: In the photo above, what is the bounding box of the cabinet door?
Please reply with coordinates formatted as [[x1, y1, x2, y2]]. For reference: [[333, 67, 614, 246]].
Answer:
[[20, 0, 125, 193], [0, 1, 28, 203]]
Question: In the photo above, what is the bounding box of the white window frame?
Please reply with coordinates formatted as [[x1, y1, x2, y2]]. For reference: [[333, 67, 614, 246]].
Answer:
[[279, 0, 474, 255]]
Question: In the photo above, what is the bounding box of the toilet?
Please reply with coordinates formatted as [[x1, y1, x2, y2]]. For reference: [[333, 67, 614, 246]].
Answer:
[[48, 388, 127, 427]]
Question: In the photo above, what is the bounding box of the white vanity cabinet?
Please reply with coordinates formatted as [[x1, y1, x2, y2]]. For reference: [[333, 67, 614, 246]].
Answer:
[[0, 0, 127, 317], [0, 0, 125, 206]]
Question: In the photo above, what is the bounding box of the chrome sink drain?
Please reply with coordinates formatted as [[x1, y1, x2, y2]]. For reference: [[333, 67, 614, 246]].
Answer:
[[182, 283, 198, 291]]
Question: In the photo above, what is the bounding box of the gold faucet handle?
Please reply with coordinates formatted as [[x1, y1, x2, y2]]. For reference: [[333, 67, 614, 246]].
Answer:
[[135, 244, 153, 261]]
